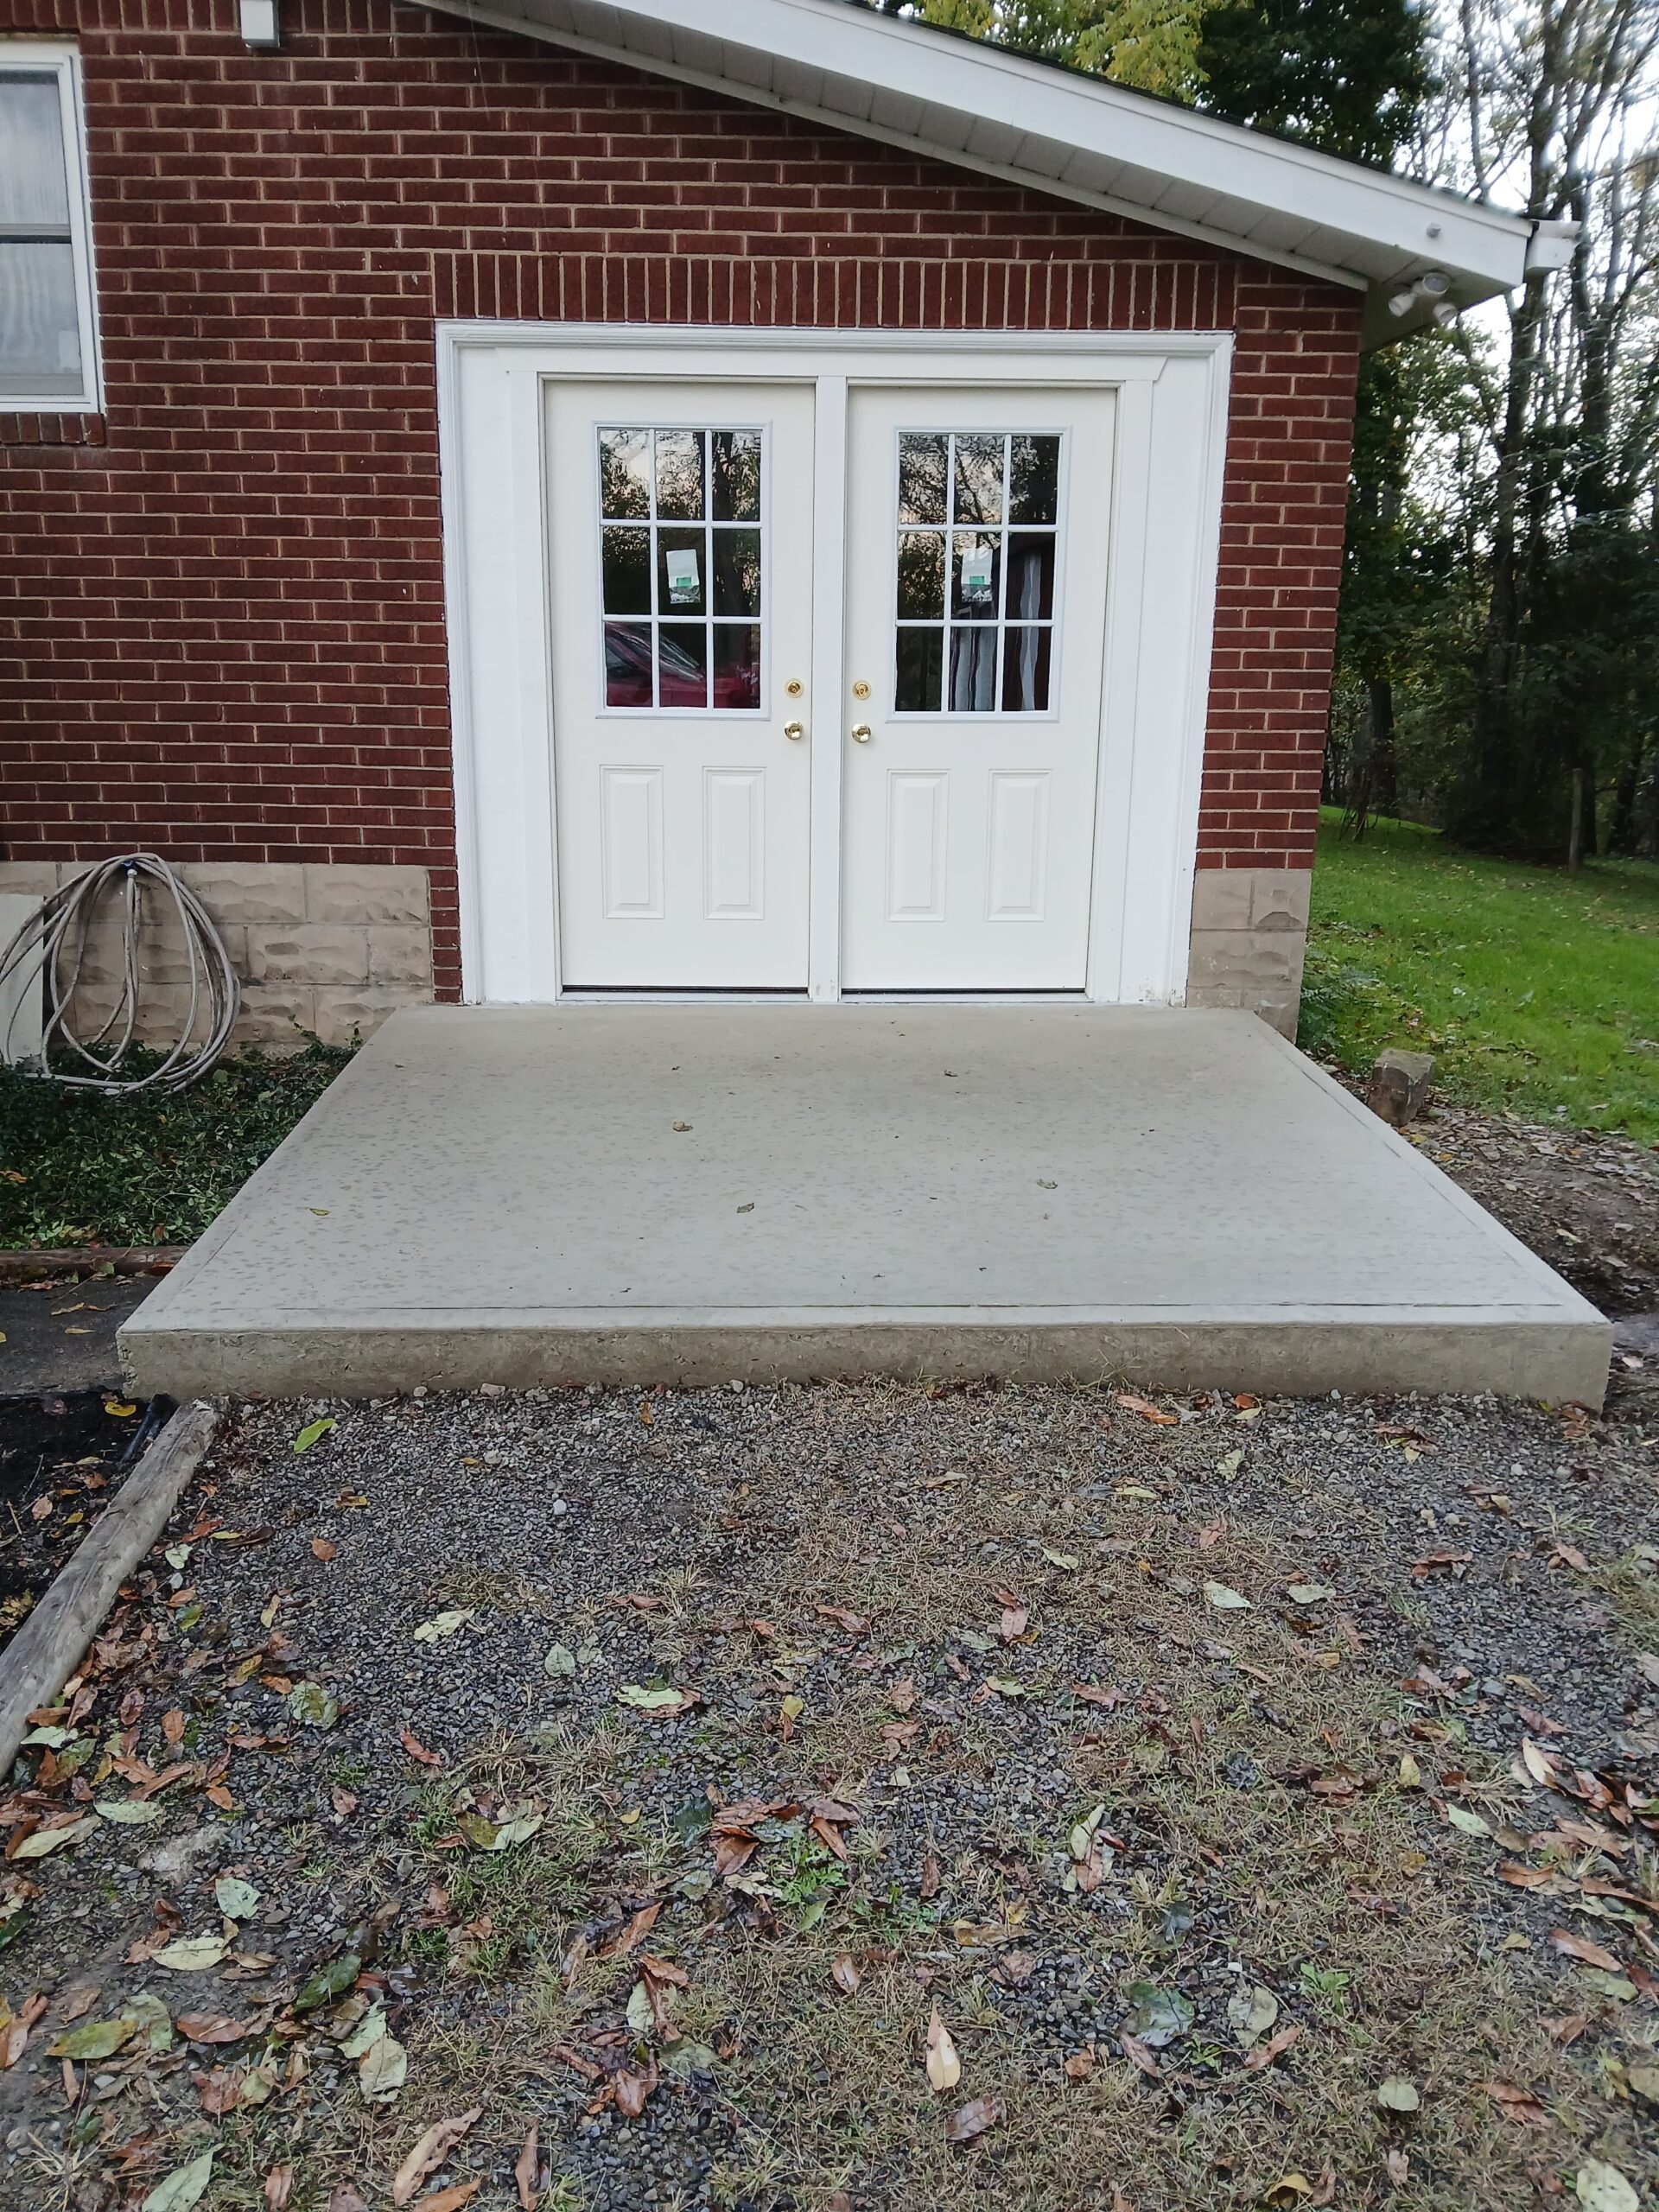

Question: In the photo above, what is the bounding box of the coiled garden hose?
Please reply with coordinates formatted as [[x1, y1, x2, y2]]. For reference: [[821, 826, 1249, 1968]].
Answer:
[[0, 855, 241, 1093]]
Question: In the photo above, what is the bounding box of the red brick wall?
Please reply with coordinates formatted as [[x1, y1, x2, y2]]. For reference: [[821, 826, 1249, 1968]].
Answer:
[[0, 0, 1363, 998]]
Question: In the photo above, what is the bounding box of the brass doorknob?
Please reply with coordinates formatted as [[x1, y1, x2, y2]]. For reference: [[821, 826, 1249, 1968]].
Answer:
[[783, 721, 805, 741], [851, 724, 872, 744]]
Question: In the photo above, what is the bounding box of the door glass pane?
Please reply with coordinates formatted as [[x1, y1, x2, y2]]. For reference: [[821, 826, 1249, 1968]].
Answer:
[[891, 430, 1062, 715], [1009, 435, 1059, 524], [895, 532, 944, 620], [895, 629, 944, 713], [711, 529, 760, 617], [653, 429, 705, 520], [898, 434, 948, 524], [710, 430, 760, 520], [949, 627, 999, 712], [657, 527, 706, 614], [1002, 628, 1052, 713], [712, 624, 762, 709], [604, 623, 654, 708], [951, 532, 1000, 621], [601, 527, 651, 616], [594, 424, 765, 711], [599, 429, 651, 518], [658, 623, 708, 709], [1006, 534, 1055, 620], [951, 435, 1005, 526]]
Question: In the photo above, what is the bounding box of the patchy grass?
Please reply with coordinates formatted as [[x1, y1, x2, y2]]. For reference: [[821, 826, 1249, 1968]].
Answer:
[[1300, 810, 1659, 1143], [0, 1042, 352, 1249]]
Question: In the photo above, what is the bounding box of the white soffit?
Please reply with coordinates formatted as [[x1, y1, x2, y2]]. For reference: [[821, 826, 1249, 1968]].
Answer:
[[412, 0, 1563, 343]]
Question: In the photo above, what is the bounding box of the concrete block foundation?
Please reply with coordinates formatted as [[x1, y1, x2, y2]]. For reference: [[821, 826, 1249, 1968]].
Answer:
[[0, 862, 433, 1050]]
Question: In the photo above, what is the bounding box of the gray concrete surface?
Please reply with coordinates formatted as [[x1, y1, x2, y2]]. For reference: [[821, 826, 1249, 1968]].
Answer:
[[2, 1278, 152, 1392], [118, 1005, 1612, 1404]]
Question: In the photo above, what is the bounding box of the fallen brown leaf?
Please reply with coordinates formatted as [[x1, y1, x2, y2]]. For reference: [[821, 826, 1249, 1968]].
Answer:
[[1119, 2031, 1160, 2077], [264, 2166, 294, 2211], [614, 2055, 658, 2118], [399, 1727, 443, 1768], [410, 2188, 480, 2212], [1548, 1928, 1622, 1971], [1242, 2024, 1301, 2073], [311, 1538, 337, 1562], [831, 1955, 861, 1995], [814, 1603, 868, 1633], [1064, 2048, 1096, 2082], [944, 2093, 1005, 2145], [1484, 2079, 1548, 2127], [391, 2108, 482, 2207], [515, 2123, 538, 2212]]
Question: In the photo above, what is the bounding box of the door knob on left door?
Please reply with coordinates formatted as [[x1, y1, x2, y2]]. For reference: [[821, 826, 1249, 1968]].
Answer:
[[850, 724, 872, 744], [783, 721, 805, 741]]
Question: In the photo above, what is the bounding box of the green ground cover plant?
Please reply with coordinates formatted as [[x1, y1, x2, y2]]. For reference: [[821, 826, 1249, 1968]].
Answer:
[[0, 1042, 352, 1249], [1300, 811, 1659, 1144]]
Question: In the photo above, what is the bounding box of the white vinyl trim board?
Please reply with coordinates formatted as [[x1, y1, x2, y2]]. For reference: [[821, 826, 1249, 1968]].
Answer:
[[438, 321, 1232, 1008]]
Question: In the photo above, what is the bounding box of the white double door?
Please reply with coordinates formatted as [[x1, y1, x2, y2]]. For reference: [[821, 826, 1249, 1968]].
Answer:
[[546, 378, 1115, 991]]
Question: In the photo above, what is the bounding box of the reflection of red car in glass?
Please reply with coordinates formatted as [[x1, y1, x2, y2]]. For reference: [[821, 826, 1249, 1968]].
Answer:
[[603, 622, 760, 711]]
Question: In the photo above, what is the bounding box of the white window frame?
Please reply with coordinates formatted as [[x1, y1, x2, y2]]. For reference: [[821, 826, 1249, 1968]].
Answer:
[[0, 41, 102, 412]]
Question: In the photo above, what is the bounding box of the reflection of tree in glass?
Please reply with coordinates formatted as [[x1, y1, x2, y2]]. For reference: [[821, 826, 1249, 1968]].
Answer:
[[896, 531, 945, 619], [600, 429, 651, 518], [899, 434, 949, 524], [711, 529, 762, 617], [952, 435, 1005, 526], [654, 429, 705, 520], [710, 431, 761, 520], [1008, 435, 1060, 525], [601, 526, 652, 615]]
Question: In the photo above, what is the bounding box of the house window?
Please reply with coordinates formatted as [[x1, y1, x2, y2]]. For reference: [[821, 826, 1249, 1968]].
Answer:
[[598, 425, 765, 712], [0, 47, 99, 410], [893, 431, 1063, 715]]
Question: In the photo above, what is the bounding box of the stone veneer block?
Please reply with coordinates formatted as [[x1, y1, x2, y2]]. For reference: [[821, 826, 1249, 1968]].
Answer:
[[182, 863, 309, 928], [1185, 868, 1313, 1039], [366, 925, 435, 987], [245, 925, 372, 989], [305, 864, 429, 926]]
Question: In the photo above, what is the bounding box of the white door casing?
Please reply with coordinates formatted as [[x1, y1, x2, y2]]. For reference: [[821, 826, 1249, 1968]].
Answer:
[[439, 327, 1231, 1007], [840, 386, 1115, 990], [544, 380, 815, 988]]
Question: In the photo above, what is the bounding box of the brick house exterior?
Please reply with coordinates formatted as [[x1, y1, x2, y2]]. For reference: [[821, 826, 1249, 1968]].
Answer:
[[0, 0, 1530, 1039]]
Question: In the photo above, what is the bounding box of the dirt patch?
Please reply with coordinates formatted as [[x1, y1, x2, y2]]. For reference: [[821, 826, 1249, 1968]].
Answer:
[[0, 1378, 1653, 2212], [0, 1392, 168, 1656]]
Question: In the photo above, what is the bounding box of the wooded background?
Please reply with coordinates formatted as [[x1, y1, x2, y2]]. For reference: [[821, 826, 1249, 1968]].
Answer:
[[883, 0, 1659, 871]]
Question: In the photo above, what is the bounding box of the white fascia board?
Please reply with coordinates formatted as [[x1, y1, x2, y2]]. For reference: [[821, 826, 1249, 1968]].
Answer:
[[414, 0, 1536, 306]]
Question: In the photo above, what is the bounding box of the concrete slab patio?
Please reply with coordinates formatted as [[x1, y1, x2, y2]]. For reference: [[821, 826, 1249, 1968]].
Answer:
[[118, 1004, 1611, 1404]]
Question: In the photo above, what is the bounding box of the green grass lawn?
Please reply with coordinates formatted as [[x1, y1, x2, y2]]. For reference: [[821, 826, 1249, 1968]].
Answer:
[[1300, 810, 1659, 1144], [0, 1043, 352, 1249]]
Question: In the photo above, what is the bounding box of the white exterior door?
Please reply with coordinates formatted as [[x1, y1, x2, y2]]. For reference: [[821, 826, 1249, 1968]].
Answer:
[[839, 387, 1115, 990], [545, 380, 815, 988]]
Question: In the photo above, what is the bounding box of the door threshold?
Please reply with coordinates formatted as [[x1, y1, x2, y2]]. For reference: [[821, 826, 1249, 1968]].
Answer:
[[556, 988, 813, 1004]]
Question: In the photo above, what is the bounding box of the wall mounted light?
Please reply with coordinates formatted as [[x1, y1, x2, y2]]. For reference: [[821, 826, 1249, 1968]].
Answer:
[[1388, 270, 1456, 321], [239, 0, 281, 50]]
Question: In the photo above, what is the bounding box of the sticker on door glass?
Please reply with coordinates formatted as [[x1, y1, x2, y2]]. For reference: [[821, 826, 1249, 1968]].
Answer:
[[958, 545, 995, 605], [596, 426, 765, 711], [664, 545, 701, 605]]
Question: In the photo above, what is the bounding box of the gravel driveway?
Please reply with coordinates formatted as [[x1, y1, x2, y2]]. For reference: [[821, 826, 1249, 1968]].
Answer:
[[0, 1356, 1653, 2212]]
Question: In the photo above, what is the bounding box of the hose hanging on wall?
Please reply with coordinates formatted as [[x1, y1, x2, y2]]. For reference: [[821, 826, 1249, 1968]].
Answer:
[[0, 855, 240, 1093]]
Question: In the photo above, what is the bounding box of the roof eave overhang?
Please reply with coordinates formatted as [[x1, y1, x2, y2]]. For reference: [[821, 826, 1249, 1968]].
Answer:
[[409, 0, 1545, 346]]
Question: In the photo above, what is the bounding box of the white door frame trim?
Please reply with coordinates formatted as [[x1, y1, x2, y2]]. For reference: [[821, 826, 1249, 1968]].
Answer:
[[436, 321, 1233, 1007]]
